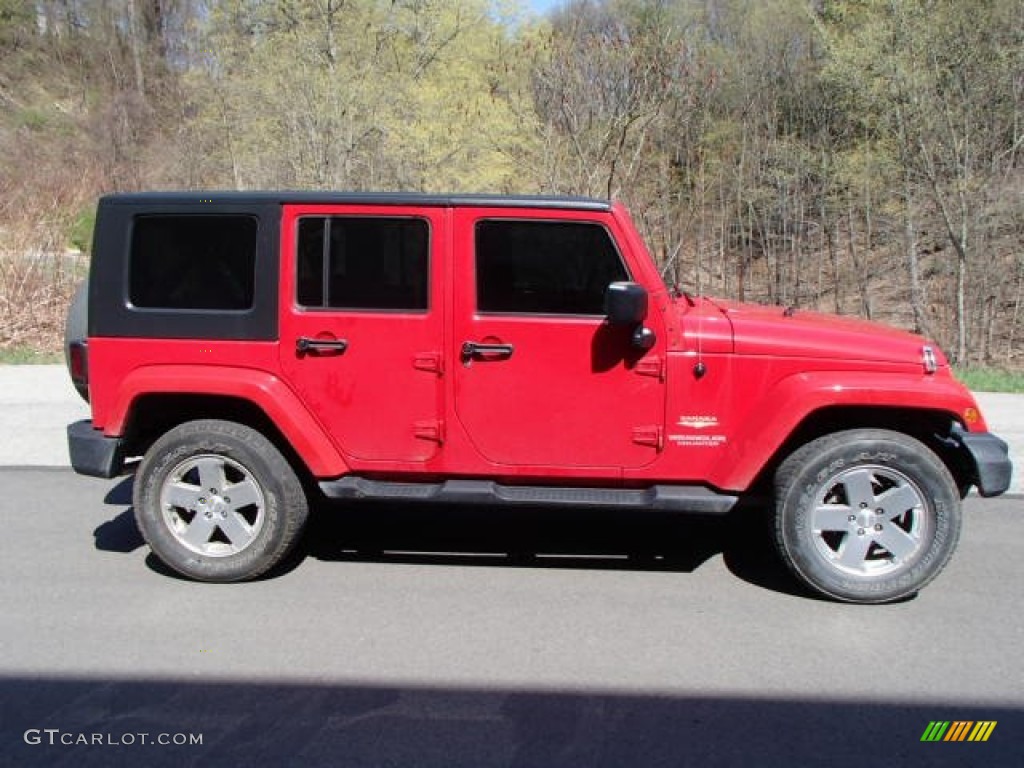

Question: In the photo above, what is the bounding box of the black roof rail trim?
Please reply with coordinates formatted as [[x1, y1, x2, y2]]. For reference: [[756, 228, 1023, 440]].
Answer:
[[98, 191, 612, 212]]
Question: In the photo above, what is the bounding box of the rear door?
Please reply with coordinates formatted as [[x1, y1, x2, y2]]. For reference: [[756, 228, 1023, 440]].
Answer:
[[279, 205, 445, 463]]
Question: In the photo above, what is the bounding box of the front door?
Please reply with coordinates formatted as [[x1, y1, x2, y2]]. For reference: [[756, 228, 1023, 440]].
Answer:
[[452, 210, 666, 470], [279, 205, 445, 463]]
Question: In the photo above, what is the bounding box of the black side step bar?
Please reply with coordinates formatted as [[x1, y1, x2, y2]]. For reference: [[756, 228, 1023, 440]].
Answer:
[[318, 477, 738, 515]]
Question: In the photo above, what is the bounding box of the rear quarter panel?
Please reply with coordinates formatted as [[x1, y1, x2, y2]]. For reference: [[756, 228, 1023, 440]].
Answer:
[[87, 338, 348, 477]]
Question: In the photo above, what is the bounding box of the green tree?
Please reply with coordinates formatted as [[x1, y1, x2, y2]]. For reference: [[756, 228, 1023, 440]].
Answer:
[[190, 0, 522, 191], [823, 0, 1024, 363]]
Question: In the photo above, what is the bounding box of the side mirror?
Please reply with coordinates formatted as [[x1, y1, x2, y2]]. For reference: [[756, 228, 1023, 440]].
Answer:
[[605, 282, 656, 351], [605, 282, 648, 326]]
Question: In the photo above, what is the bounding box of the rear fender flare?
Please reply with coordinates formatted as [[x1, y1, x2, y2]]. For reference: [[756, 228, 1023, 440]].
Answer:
[[105, 365, 348, 478]]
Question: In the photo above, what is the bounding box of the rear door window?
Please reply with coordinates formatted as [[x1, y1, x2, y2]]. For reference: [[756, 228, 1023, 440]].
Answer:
[[296, 217, 429, 311]]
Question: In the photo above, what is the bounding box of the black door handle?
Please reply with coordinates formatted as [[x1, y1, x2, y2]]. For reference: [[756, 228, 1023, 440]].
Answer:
[[296, 337, 349, 356], [461, 341, 514, 364]]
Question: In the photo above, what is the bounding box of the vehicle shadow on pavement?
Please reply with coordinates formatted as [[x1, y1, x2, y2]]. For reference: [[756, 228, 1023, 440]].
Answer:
[[299, 496, 815, 599], [93, 474, 813, 598], [92, 477, 145, 554]]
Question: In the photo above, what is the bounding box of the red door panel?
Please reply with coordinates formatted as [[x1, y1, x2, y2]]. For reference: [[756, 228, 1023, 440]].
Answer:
[[278, 205, 445, 464], [451, 209, 666, 470]]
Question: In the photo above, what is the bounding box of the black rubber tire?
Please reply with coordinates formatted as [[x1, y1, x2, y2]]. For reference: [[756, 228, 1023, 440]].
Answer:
[[133, 419, 309, 582], [64, 280, 89, 402], [774, 429, 961, 604]]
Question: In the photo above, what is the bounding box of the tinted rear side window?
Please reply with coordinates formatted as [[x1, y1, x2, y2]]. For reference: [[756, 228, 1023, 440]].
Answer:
[[129, 215, 258, 310], [297, 217, 429, 311], [476, 220, 627, 315]]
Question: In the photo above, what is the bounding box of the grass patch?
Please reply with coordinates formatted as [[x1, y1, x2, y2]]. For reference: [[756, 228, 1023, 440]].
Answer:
[[0, 346, 62, 364], [68, 208, 96, 253], [955, 367, 1024, 393]]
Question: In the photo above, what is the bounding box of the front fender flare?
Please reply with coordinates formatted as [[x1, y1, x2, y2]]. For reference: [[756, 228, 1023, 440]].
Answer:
[[706, 370, 981, 491]]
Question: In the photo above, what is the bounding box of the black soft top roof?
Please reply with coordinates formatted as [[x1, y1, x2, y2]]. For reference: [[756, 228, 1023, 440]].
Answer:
[[99, 191, 612, 212]]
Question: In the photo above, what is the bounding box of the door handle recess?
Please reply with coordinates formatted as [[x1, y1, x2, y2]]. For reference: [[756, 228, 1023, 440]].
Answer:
[[461, 341, 514, 365], [296, 337, 349, 356]]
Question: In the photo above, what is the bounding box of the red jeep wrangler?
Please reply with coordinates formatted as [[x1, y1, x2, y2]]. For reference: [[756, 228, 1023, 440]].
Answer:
[[66, 192, 1012, 602]]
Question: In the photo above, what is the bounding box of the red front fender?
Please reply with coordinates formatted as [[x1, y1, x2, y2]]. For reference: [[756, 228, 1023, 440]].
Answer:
[[705, 370, 983, 491]]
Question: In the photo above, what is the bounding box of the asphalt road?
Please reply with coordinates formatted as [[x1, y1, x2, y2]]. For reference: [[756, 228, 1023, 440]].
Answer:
[[1, 467, 1022, 767]]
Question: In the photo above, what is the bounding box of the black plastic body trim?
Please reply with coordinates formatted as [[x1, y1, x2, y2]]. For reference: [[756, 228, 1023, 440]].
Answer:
[[954, 428, 1013, 497], [67, 420, 125, 478], [319, 477, 738, 514]]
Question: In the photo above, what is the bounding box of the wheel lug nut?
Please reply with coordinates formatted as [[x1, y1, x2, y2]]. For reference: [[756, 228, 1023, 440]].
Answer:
[[224, 497, 231, 504], [860, 503, 868, 509], [848, 515, 856, 522], [857, 528, 865, 535], [198, 497, 206, 504], [876, 508, 884, 515], [875, 524, 883, 531]]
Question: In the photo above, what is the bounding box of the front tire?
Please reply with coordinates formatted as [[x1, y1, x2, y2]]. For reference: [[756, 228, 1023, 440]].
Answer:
[[133, 419, 309, 582], [774, 429, 961, 603]]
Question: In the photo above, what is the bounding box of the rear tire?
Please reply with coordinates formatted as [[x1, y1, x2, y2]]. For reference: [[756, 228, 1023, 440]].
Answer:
[[133, 419, 308, 582], [774, 429, 961, 603]]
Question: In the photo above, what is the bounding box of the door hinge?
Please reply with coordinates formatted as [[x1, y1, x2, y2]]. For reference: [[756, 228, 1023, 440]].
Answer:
[[632, 425, 663, 450], [635, 356, 665, 381], [413, 352, 443, 375], [414, 419, 445, 443]]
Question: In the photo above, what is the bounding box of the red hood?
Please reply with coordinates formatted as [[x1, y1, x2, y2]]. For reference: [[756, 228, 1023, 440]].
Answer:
[[695, 297, 946, 367]]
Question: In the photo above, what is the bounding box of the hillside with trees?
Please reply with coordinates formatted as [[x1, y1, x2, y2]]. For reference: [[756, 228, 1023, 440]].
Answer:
[[1, 0, 1021, 368]]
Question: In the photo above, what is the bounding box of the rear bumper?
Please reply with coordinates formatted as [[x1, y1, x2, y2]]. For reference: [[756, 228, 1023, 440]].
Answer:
[[955, 428, 1013, 497], [67, 420, 125, 478]]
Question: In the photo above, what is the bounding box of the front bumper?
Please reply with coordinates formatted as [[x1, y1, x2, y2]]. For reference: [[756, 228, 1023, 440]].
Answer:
[[954, 427, 1013, 497], [67, 420, 125, 478]]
